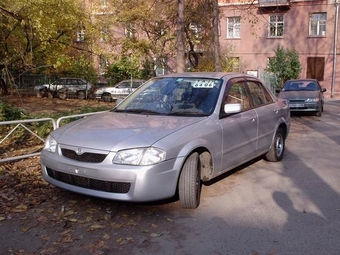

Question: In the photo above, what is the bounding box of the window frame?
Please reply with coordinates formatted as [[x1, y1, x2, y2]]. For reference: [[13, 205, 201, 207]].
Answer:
[[309, 12, 327, 37], [227, 16, 241, 39], [76, 27, 85, 42], [100, 26, 109, 43], [125, 23, 136, 38], [268, 14, 284, 38]]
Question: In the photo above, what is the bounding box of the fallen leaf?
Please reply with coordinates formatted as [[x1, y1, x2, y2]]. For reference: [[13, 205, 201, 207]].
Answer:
[[11, 204, 28, 213], [89, 224, 105, 231], [68, 218, 78, 223], [150, 233, 162, 237], [165, 216, 174, 222], [64, 210, 75, 216], [103, 233, 110, 240], [60, 229, 72, 236]]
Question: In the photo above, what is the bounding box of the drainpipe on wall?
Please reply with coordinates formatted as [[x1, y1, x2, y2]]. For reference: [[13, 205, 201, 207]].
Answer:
[[331, 0, 339, 98]]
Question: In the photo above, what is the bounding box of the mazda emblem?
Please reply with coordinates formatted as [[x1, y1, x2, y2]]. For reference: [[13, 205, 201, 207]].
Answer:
[[76, 148, 84, 155]]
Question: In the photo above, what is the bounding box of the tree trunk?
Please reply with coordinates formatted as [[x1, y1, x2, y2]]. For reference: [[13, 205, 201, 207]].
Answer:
[[176, 0, 185, 73], [212, 0, 221, 72]]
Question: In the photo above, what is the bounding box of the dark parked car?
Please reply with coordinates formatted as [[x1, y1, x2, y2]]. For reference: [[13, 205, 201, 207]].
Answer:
[[278, 79, 327, 117], [41, 72, 290, 209], [34, 77, 93, 99]]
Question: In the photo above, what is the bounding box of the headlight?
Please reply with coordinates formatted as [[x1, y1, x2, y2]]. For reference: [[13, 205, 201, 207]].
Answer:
[[113, 147, 166, 166], [44, 135, 57, 153], [305, 98, 319, 102]]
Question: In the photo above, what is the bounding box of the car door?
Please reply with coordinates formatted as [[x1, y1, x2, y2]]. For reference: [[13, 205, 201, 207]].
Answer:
[[246, 80, 279, 153], [219, 79, 258, 171]]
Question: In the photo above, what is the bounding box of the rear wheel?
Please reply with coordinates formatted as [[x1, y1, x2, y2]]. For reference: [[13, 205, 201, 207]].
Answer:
[[264, 128, 285, 162], [77, 90, 86, 100], [178, 152, 201, 209]]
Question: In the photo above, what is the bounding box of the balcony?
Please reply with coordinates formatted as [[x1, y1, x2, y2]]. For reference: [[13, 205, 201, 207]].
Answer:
[[258, 0, 290, 8]]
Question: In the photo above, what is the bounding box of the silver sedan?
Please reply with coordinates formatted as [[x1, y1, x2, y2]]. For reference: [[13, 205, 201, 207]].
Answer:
[[278, 79, 327, 117], [41, 72, 290, 209]]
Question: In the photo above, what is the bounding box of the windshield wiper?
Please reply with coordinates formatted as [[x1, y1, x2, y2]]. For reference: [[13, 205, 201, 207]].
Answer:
[[168, 110, 207, 116], [120, 108, 161, 115]]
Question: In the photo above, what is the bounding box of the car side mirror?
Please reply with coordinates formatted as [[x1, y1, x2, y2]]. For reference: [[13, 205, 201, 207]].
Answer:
[[321, 88, 327, 93], [224, 103, 242, 114]]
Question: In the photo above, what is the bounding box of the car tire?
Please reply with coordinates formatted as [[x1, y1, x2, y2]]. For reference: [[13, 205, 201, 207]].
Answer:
[[316, 105, 322, 117], [77, 91, 86, 100], [178, 152, 201, 209], [264, 127, 285, 162], [102, 93, 112, 102]]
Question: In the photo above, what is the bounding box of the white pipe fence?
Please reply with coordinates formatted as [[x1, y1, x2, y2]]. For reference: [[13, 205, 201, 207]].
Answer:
[[0, 111, 107, 163]]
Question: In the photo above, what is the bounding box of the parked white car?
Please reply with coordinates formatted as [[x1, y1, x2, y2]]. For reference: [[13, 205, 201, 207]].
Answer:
[[94, 79, 145, 102], [34, 77, 93, 99]]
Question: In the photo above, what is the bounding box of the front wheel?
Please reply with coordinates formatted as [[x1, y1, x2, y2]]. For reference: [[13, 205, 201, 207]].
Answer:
[[264, 128, 285, 162], [102, 93, 112, 102], [316, 104, 322, 117], [178, 152, 201, 209]]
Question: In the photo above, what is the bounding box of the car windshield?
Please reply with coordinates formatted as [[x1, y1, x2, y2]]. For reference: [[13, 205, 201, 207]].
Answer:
[[282, 81, 319, 91], [114, 77, 222, 116]]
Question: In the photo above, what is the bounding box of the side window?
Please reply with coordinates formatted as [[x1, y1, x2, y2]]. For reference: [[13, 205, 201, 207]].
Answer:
[[223, 82, 251, 111], [247, 81, 274, 107], [78, 79, 86, 85], [119, 82, 129, 89], [60, 79, 67, 85], [133, 82, 141, 88]]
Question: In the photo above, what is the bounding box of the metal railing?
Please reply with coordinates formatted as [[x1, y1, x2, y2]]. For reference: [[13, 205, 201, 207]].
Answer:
[[0, 111, 107, 163]]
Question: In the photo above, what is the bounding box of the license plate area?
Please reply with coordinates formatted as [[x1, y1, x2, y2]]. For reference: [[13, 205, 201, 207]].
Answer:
[[289, 103, 304, 108]]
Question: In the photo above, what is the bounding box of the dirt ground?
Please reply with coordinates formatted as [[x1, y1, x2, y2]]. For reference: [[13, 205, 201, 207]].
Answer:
[[5, 93, 115, 115], [0, 95, 184, 255]]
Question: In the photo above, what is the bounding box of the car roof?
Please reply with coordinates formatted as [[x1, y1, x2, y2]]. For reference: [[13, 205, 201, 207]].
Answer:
[[160, 72, 258, 80], [285, 79, 318, 82]]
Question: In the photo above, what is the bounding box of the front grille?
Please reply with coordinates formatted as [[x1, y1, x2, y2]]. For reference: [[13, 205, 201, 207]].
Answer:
[[46, 168, 131, 193], [61, 148, 107, 163], [288, 99, 305, 103]]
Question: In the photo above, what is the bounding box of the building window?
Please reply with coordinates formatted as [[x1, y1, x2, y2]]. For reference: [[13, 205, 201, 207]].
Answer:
[[189, 23, 202, 40], [307, 57, 324, 81], [309, 13, 326, 36], [268, 15, 284, 37], [227, 17, 241, 38], [76, 27, 85, 42], [100, 26, 109, 42], [125, 23, 135, 38], [99, 56, 109, 75], [100, 0, 107, 7], [154, 57, 167, 76]]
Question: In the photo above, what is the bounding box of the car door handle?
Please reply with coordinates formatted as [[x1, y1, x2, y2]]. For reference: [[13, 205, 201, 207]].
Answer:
[[274, 109, 279, 114]]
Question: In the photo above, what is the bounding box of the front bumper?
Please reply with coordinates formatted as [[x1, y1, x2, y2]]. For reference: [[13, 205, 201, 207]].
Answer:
[[288, 102, 320, 112], [41, 149, 183, 202]]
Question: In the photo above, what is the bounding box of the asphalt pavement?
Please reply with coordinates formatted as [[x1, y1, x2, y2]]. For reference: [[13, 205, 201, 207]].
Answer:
[[133, 99, 340, 255]]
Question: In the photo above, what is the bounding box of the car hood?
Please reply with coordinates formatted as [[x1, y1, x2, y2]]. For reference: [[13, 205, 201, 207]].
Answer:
[[278, 91, 319, 99], [53, 111, 205, 151]]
